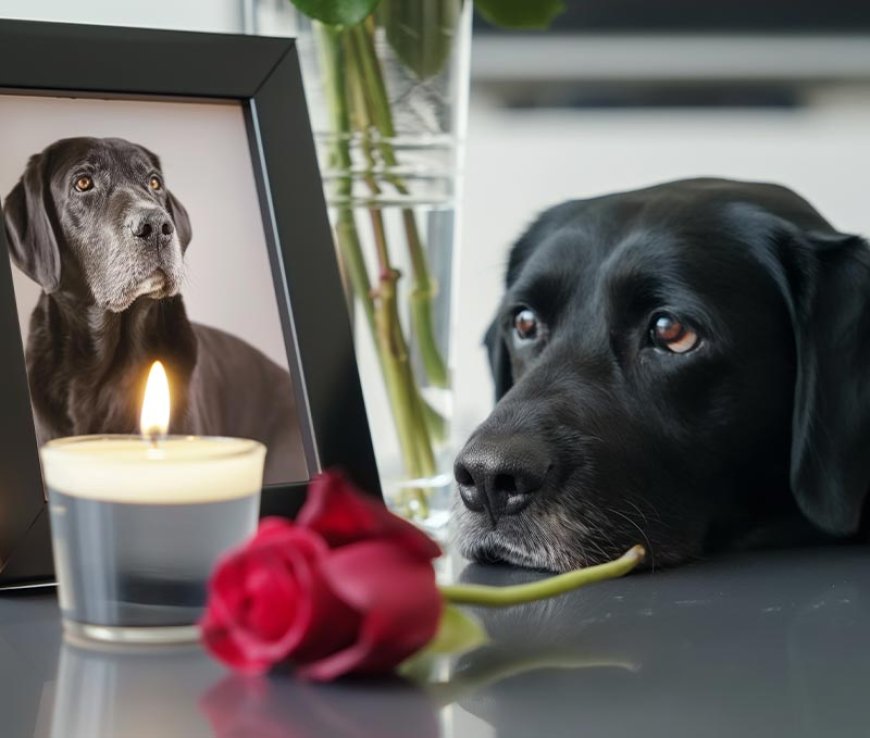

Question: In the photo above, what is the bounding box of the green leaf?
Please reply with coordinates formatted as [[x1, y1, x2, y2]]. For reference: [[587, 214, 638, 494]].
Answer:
[[474, 0, 565, 29], [288, 0, 381, 27], [398, 605, 487, 681], [426, 604, 487, 654], [381, 0, 463, 80]]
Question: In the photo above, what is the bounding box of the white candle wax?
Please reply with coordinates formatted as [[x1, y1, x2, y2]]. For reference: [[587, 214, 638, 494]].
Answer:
[[40, 435, 266, 504]]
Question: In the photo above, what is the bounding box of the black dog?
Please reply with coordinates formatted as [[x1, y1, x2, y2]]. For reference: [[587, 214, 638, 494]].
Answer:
[[454, 178, 870, 571], [4, 136, 305, 484]]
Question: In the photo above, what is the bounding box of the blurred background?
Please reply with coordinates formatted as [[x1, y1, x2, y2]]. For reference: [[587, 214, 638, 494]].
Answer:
[[3, 0, 870, 445]]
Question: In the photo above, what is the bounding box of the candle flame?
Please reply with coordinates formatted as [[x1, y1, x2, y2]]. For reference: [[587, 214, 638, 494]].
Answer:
[[140, 361, 170, 440]]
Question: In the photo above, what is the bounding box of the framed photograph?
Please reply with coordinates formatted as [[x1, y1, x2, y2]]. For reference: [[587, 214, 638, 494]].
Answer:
[[0, 19, 380, 586]]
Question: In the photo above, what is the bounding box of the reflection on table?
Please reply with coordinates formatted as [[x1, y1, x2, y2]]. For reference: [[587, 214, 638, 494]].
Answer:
[[3, 545, 869, 738]]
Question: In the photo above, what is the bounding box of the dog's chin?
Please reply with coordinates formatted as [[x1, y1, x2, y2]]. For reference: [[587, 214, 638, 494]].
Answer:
[[453, 510, 588, 573], [452, 493, 694, 573], [458, 535, 555, 571], [454, 502, 700, 573], [137, 271, 177, 299], [106, 271, 181, 313]]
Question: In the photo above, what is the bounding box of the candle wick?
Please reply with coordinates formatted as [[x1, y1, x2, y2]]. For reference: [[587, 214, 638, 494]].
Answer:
[[145, 429, 163, 449]]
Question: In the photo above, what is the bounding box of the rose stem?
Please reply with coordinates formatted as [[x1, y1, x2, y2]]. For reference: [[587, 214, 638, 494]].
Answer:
[[315, 23, 375, 335], [353, 17, 450, 393], [320, 18, 446, 518], [346, 25, 438, 475], [439, 546, 646, 607], [318, 25, 422, 516]]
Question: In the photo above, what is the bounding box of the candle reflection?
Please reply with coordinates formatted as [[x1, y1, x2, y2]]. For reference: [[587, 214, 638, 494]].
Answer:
[[50, 642, 218, 738]]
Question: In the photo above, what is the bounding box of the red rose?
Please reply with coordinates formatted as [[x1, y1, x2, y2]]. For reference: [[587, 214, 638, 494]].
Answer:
[[200, 471, 443, 680]]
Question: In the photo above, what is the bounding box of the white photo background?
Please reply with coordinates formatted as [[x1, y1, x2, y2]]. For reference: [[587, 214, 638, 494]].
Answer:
[[0, 94, 307, 483]]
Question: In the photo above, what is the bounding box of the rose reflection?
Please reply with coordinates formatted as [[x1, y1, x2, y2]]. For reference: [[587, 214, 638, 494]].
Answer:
[[200, 674, 440, 738], [197, 608, 639, 738]]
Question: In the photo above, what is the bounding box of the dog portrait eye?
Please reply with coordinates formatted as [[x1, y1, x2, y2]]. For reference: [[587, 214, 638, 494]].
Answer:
[[649, 312, 700, 354], [513, 308, 540, 342], [149, 175, 163, 191], [73, 175, 93, 192]]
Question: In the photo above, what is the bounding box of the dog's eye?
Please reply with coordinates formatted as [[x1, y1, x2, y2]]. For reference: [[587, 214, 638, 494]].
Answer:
[[514, 308, 539, 342], [74, 175, 94, 192], [149, 176, 163, 191], [650, 313, 700, 354]]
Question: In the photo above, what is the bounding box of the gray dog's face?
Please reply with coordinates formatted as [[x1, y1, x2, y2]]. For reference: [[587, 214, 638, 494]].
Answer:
[[4, 136, 191, 311]]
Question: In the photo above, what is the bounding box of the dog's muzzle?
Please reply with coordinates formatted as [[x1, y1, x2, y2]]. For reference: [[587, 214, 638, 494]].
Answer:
[[131, 208, 175, 251], [454, 433, 551, 524]]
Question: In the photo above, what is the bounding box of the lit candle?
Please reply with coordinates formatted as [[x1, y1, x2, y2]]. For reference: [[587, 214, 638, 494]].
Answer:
[[140, 360, 170, 445], [41, 361, 266, 645]]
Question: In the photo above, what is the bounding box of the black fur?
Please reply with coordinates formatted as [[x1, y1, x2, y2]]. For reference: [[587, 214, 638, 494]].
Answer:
[[454, 178, 870, 572]]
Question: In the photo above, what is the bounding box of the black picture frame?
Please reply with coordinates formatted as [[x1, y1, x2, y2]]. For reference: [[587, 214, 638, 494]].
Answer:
[[0, 19, 381, 587]]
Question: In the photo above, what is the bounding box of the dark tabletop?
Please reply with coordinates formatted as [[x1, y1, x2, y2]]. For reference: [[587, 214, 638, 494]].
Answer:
[[2, 545, 870, 738]]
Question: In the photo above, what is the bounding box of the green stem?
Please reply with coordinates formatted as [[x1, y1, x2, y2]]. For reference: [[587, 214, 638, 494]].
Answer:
[[369, 231, 431, 478], [439, 546, 646, 607], [351, 22, 449, 390], [318, 20, 444, 518], [316, 25, 375, 334], [345, 27, 438, 476], [320, 24, 421, 468]]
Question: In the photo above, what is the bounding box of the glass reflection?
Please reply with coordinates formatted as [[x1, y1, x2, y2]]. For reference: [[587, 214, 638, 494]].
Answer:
[[50, 641, 217, 738]]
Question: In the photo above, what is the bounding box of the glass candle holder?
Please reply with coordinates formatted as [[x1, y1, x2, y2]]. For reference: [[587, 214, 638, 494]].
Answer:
[[40, 435, 265, 645]]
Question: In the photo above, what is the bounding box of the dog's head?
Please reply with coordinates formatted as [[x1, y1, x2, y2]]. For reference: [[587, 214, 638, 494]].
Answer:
[[4, 136, 191, 312], [454, 178, 870, 571]]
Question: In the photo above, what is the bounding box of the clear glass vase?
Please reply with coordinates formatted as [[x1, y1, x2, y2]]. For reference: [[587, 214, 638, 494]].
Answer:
[[247, 1, 471, 537]]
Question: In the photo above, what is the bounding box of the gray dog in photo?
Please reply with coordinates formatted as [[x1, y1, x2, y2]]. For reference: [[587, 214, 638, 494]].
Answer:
[[3, 136, 305, 485]]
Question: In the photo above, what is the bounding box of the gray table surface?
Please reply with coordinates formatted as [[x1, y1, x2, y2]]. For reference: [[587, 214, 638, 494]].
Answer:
[[2, 545, 869, 738]]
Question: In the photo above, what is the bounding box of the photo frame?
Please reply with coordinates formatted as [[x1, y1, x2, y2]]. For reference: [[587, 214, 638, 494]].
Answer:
[[0, 19, 381, 587]]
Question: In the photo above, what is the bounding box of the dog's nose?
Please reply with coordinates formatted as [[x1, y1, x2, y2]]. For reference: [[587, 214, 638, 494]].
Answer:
[[133, 211, 174, 247], [454, 435, 550, 522]]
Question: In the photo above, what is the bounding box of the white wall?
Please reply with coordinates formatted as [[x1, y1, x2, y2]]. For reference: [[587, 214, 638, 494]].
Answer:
[[0, 0, 241, 32]]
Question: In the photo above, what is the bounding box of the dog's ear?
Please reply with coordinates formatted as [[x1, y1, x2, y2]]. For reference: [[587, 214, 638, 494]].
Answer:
[[778, 226, 870, 535], [166, 191, 192, 251], [3, 152, 62, 293], [484, 318, 513, 401]]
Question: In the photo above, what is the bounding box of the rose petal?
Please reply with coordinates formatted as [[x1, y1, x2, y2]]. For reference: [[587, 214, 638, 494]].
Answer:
[[201, 553, 304, 673], [298, 541, 443, 681], [200, 608, 273, 674], [283, 574, 362, 666], [299, 471, 442, 561], [201, 527, 328, 673]]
